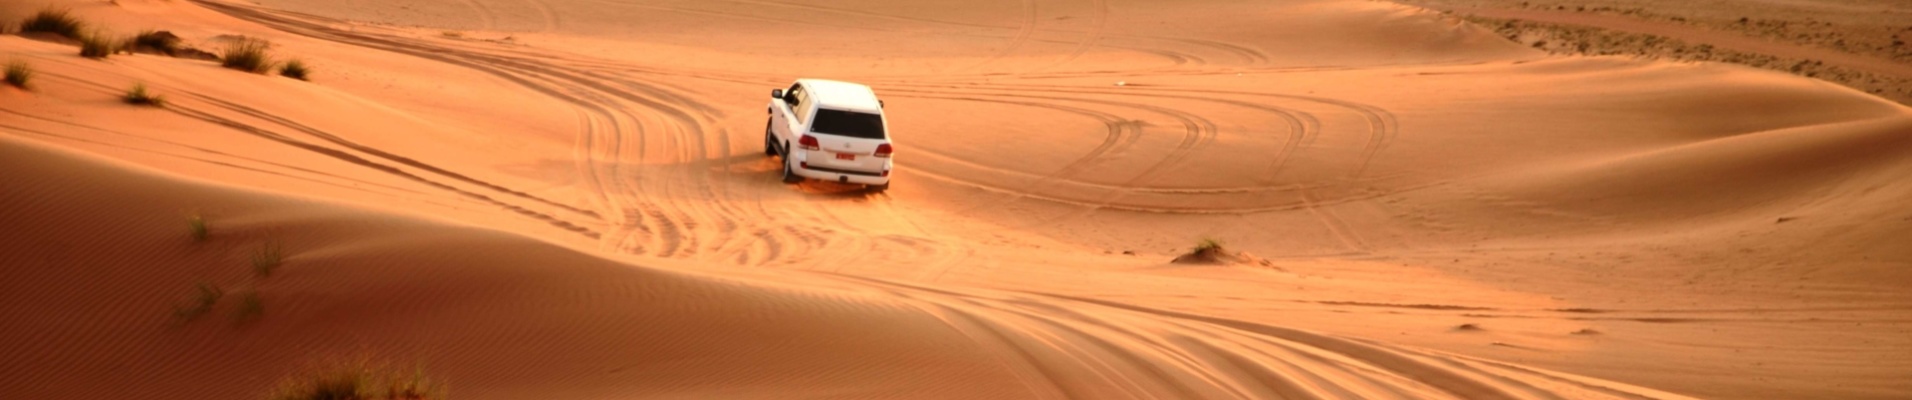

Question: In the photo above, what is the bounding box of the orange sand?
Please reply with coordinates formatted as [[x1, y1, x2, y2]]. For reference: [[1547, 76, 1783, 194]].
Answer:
[[2, 0, 1908, 398]]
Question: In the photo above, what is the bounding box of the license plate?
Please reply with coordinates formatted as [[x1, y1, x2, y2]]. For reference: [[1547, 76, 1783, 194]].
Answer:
[[835, 153, 856, 160]]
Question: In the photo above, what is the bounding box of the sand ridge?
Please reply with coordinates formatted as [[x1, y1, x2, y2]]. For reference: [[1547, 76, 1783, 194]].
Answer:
[[3, 0, 1910, 398], [0, 135, 1710, 398]]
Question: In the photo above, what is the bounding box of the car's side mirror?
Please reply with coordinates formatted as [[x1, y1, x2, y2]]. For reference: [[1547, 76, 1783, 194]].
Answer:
[[879, 100, 885, 109], [770, 89, 784, 99]]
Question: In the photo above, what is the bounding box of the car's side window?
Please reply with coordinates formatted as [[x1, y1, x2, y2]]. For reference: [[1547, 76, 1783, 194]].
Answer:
[[792, 85, 814, 124]]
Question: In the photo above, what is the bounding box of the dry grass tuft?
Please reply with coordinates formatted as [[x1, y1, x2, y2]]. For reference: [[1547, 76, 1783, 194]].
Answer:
[[124, 83, 166, 107], [20, 8, 84, 40], [253, 243, 283, 277], [279, 59, 310, 81], [235, 290, 263, 322], [174, 282, 223, 320], [270, 362, 447, 400], [220, 38, 274, 73], [127, 30, 183, 55], [1172, 238, 1232, 264], [78, 30, 117, 59], [4, 60, 31, 89], [187, 213, 208, 241]]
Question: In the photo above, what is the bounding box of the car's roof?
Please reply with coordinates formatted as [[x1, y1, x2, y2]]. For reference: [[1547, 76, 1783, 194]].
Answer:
[[796, 79, 882, 113]]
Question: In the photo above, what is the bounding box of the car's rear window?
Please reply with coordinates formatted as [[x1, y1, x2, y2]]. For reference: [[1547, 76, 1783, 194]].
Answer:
[[810, 109, 886, 139]]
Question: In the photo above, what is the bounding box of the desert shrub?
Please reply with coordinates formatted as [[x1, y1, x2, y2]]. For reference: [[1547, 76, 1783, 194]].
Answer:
[[188, 213, 208, 241], [4, 60, 31, 89], [79, 30, 116, 59], [220, 38, 273, 73], [253, 243, 283, 277], [128, 30, 182, 55], [1195, 238, 1224, 252], [175, 282, 224, 320], [124, 83, 166, 107], [382, 369, 444, 400], [1171, 237, 1229, 264], [279, 59, 310, 81], [235, 290, 263, 321], [270, 363, 446, 400], [20, 8, 83, 39], [274, 368, 369, 400]]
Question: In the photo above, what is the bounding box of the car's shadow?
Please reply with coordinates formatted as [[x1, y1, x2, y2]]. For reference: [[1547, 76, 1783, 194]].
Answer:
[[498, 153, 888, 201], [793, 180, 886, 198], [737, 155, 887, 199]]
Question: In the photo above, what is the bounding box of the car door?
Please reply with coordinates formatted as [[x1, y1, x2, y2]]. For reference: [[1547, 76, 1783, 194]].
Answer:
[[787, 85, 813, 147], [770, 83, 803, 150]]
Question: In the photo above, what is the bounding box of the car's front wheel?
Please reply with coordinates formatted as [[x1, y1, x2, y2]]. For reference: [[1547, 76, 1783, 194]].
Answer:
[[781, 155, 803, 184], [763, 120, 778, 156]]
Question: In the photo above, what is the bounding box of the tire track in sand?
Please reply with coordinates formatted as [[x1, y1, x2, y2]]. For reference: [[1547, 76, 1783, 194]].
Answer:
[[451, 0, 498, 31], [950, 0, 1041, 73], [895, 82, 1316, 183], [814, 274, 1689, 399], [1030, 0, 1109, 72], [187, 93, 600, 217], [0, 123, 459, 207], [695, 0, 1208, 69], [16, 68, 602, 236], [163, 103, 603, 238], [0, 106, 451, 202], [877, 91, 1140, 194], [517, 0, 561, 33], [190, 0, 729, 257], [917, 89, 1220, 190], [1124, 85, 1401, 180], [972, 82, 1399, 180], [882, 82, 1329, 216]]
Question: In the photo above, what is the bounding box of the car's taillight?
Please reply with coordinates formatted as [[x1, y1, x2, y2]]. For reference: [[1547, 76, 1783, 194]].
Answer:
[[798, 135, 820, 151], [874, 143, 893, 158]]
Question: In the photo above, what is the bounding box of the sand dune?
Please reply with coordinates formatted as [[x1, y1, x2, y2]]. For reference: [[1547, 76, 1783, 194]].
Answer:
[[1403, 0, 1912, 104], [2, 0, 1908, 398], [1453, 7, 1912, 79], [0, 136, 1704, 399]]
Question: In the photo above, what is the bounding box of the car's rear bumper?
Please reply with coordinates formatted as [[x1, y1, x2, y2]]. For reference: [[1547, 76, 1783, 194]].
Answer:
[[792, 160, 890, 185]]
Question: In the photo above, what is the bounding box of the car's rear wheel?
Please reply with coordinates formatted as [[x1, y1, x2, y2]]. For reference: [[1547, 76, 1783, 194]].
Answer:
[[781, 156, 803, 184], [763, 120, 778, 156], [868, 182, 889, 192]]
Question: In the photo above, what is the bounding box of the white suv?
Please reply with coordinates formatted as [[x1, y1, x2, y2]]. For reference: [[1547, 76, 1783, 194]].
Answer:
[[765, 79, 893, 191]]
